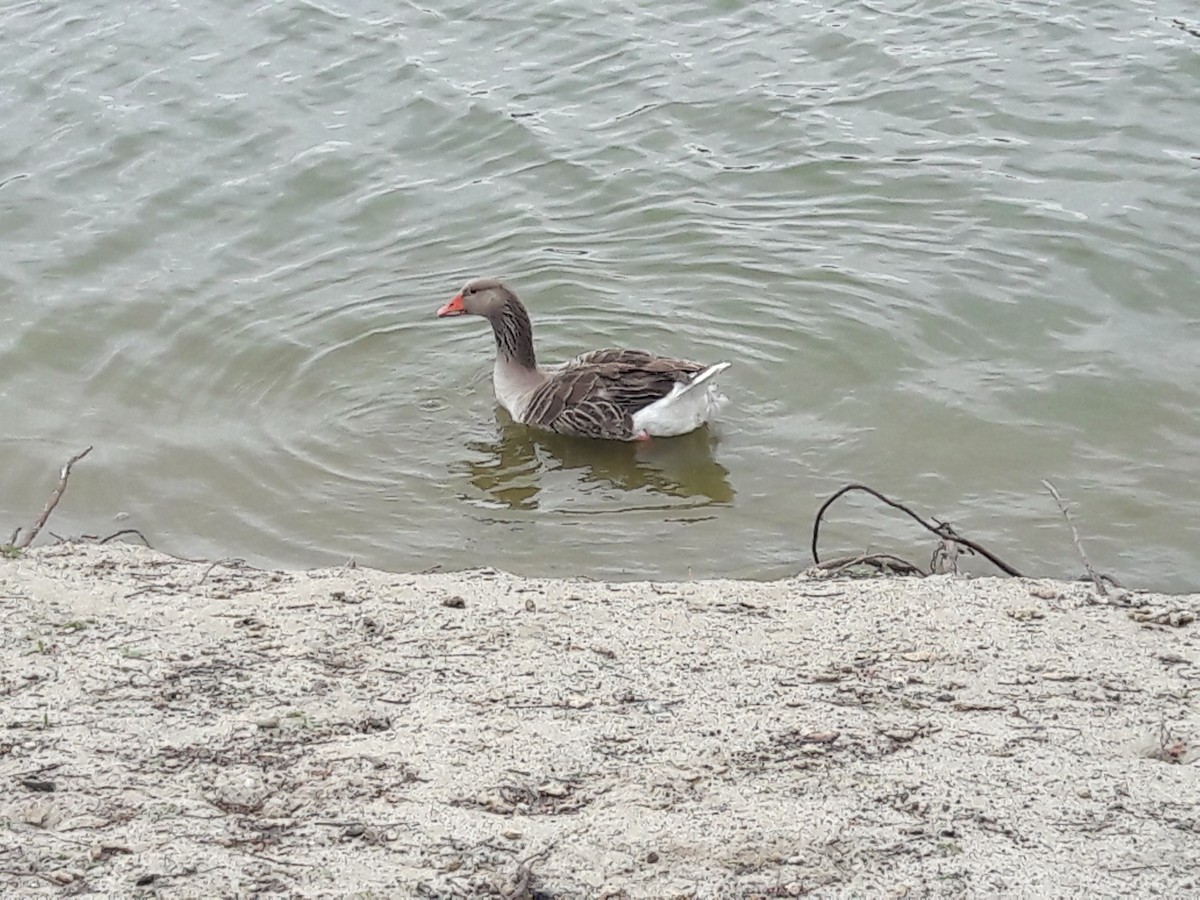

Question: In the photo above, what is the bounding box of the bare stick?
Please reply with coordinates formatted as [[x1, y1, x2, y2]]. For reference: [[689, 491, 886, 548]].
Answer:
[[502, 845, 554, 900], [811, 483, 1023, 577], [809, 553, 926, 577], [195, 558, 253, 586], [14, 446, 93, 549], [96, 528, 152, 547], [1042, 479, 1107, 597]]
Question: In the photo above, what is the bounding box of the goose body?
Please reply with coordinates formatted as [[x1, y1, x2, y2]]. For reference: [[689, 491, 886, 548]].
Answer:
[[437, 279, 730, 441]]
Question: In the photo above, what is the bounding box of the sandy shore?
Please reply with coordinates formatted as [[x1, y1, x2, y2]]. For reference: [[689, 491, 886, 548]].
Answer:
[[1, 543, 1198, 898]]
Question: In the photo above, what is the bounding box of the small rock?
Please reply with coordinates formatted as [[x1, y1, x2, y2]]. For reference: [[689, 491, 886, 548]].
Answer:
[[798, 731, 840, 744], [1007, 608, 1045, 621], [524, 598, 536, 612], [645, 850, 660, 863], [256, 716, 280, 730], [1159, 653, 1190, 666], [1028, 586, 1061, 601], [1130, 608, 1195, 628], [442, 596, 466, 609], [356, 716, 391, 733], [502, 830, 523, 841], [22, 802, 51, 827], [89, 844, 132, 862], [343, 823, 366, 838]]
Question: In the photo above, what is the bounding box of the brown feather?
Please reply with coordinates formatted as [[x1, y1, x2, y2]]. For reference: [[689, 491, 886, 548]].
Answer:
[[524, 351, 706, 440]]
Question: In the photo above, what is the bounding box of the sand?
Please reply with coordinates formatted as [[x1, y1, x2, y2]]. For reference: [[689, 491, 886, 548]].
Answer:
[[1, 542, 1198, 898]]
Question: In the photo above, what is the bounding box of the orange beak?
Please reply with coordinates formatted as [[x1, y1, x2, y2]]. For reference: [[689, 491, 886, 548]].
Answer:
[[436, 293, 466, 318]]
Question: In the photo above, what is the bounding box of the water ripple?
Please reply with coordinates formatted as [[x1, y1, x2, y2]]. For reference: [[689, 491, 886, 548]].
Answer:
[[2, 0, 1199, 587]]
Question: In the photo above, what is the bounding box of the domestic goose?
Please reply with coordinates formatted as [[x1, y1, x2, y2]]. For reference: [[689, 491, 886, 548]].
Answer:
[[436, 278, 730, 441]]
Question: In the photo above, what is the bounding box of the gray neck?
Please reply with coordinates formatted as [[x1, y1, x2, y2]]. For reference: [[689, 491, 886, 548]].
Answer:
[[489, 299, 537, 370]]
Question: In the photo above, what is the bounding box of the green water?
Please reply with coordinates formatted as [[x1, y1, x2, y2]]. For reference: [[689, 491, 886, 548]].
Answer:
[[2, 1, 1198, 589]]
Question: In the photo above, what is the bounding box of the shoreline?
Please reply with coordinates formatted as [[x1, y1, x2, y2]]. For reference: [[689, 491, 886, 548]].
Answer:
[[2, 542, 1198, 897]]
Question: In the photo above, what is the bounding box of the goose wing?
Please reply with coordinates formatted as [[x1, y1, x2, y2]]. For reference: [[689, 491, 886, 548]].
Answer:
[[523, 352, 706, 440]]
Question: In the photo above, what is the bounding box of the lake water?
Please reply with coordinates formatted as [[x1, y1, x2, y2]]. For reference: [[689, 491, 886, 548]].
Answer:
[[2, 0, 1198, 590]]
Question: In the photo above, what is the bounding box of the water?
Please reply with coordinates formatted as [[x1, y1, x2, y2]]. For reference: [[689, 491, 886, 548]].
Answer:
[[2, 0, 1198, 590]]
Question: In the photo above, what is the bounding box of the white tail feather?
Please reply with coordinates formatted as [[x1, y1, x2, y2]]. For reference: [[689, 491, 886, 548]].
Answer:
[[680, 361, 732, 395], [631, 361, 732, 437]]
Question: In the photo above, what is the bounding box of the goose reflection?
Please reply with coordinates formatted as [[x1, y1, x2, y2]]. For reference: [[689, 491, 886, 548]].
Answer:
[[463, 415, 735, 511]]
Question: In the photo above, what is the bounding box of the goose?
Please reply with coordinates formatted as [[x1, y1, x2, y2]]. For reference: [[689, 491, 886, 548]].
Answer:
[[436, 278, 731, 441]]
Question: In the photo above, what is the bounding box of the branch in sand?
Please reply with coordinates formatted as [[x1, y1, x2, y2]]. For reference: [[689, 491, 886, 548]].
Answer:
[[69, 528, 154, 548], [1042, 479, 1111, 597], [811, 482, 1024, 578], [12, 446, 94, 550], [808, 553, 927, 578]]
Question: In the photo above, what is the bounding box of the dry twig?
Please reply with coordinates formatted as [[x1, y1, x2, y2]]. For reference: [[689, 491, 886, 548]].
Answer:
[[1042, 479, 1107, 597], [12, 446, 93, 549], [91, 528, 152, 547], [811, 483, 1023, 577], [808, 553, 926, 577], [501, 846, 554, 900]]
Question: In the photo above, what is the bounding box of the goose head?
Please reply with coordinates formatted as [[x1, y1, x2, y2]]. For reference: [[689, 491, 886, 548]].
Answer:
[[436, 277, 538, 369], [436, 278, 518, 318]]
